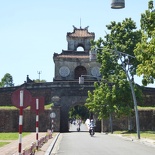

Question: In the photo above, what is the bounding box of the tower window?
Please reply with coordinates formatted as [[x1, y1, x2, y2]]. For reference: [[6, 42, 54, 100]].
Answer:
[[76, 46, 84, 51], [76, 43, 85, 51], [74, 66, 87, 79]]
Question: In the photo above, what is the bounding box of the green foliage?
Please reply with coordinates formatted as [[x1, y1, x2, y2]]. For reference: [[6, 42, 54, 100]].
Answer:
[[0, 73, 14, 87], [86, 81, 141, 120], [44, 103, 54, 109], [113, 130, 155, 140], [138, 106, 155, 110], [86, 82, 115, 119], [0, 132, 30, 147], [134, 1, 155, 86], [68, 105, 89, 121], [0, 106, 18, 110], [87, 17, 143, 120], [34, 79, 46, 83], [0, 132, 29, 140], [0, 142, 10, 147], [141, 0, 155, 37]]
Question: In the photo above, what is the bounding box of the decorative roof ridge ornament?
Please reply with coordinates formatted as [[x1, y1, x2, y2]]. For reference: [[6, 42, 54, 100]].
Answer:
[[72, 25, 89, 30], [73, 25, 78, 30], [111, 0, 125, 9], [84, 26, 89, 30]]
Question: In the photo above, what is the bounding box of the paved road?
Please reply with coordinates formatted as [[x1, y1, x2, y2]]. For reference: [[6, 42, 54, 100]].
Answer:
[[69, 121, 89, 132], [51, 123, 155, 155]]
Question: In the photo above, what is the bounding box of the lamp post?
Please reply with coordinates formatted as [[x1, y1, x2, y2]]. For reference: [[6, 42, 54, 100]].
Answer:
[[90, 48, 140, 139], [37, 71, 42, 82], [111, 0, 125, 9], [115, 51, 140, 139]]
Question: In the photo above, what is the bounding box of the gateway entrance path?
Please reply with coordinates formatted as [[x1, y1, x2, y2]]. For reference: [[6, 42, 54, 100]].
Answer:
[[69, 122, 89, 132], [51, 130, 155, 155]]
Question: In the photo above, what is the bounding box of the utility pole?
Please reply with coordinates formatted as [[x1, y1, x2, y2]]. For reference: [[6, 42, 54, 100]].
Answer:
[[89, 47, 140, 139], [37, 71, 42, 82]]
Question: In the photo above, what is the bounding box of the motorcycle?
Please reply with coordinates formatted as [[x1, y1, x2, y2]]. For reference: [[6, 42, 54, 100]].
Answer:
[[77, 122, 81, 132], [77, 127, 80, 132], [89, 126, 95, 136]]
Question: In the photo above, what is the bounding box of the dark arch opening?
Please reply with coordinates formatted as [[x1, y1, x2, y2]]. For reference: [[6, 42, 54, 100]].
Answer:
[[74, 66, 87, 79], [68, 104, 90, 132]]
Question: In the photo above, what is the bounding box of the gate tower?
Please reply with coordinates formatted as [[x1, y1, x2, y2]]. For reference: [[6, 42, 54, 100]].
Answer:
[[52, 26, 101, 132], [53, 26, 101, 81]]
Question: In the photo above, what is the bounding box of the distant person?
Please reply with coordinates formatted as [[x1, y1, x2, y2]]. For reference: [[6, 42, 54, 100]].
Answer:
[[77, 119, 81, 132], [88, 119, 95, 133]]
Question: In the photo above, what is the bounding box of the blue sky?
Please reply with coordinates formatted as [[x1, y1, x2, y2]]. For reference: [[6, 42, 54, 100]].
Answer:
[[0, 0, 154, 87]]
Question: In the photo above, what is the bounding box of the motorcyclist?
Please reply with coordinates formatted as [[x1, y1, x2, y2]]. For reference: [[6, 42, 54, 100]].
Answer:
[[89, 119, 95, 134]]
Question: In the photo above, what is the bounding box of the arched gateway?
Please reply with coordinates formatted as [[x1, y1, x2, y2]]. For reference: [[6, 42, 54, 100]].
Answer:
[[52, 26, 101, 132]]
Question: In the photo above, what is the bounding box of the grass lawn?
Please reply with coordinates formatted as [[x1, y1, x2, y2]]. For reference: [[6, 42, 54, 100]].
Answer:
[[0, 132, 30, 147], [113, 131, 155, 140], [138, 106, 155, 110], [0, 142, 10, 147], [0, 132, 30, 140], [0, 104, 53, 110]]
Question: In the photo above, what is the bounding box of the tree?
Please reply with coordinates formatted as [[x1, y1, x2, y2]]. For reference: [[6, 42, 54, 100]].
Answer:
[[69, 105, 89, 121], [86, 81, 139, 133], [86, 82, 114, 119], [92, 18, 141, 81], [0, 82, 2, 87], [1, 73, 14, 87], [134, 0, 155, 86], [86, 18, 142, 124]]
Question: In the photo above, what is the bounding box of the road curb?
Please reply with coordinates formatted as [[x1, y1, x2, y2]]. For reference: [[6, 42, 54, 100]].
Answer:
[[45, 133, 60, 155]]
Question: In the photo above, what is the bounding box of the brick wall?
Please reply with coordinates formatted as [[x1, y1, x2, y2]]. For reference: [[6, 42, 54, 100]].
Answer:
[[0, 108, 60, 132], [102, 110, 155, 132], [0, 82, 155, 132], [0, 109, 154, 132]]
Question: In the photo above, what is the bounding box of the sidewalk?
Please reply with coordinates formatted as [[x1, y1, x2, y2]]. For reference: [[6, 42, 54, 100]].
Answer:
[[0, 132, 59, 155], [108, 133, 155, 148]]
